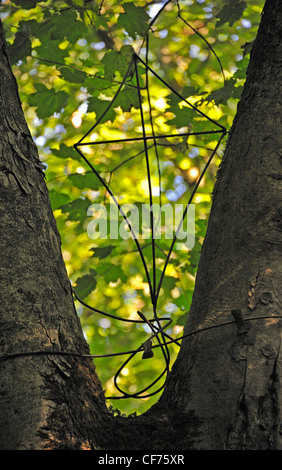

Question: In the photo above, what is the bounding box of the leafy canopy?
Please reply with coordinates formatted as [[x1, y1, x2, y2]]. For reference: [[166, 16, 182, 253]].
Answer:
[[2, 0, 264, 414]]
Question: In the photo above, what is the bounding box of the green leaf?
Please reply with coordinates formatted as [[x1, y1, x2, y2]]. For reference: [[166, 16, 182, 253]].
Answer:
[[176, 311, 189, 326], [29, 84, 68, 119], [204, 78, 243, 105], [216, 0, 247, 27], [117, 2, 149, 40], [90, 246, 114, 259], [68, 172, 101, 190], [167, 94, 196, 128], [182, 86, 199, 98], [12, 0, 38, 9], [85, 76, 112, 92], [8, 31, 31, 65], [101, 45, 134, 81], [115, 87, 139, 112], [87, 97, 116, 123], [52, 143, 81, 162], [189, 250, 201, 272], [195, 218, 207, 238], [7, 20, 38, 65], [169, 107, 196, 128], [234, 57, 249, 80], [95, 13, 109, 30], [59, 67, 87, 84], [74, 269, 97, 299], [67, 0, 84, 7], [49, 190, 71, 211], [241, 41, 254, 57], [47, 10, 88, 43], [60, 197, 91, 221], [104, 265, 127, 283], [35, 40, 69, 63], [174, 294, 190, 311], [161, 275, 177, 291]]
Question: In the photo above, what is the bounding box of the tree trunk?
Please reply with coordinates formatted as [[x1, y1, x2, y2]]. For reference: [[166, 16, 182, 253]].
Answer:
[[153, 0, 282, 450], [0, 20, 108, 450], [0, 0, 281, 450]]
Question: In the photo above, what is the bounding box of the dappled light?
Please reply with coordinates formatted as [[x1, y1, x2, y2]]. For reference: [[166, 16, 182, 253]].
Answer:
[[1, 0, 264, 415]]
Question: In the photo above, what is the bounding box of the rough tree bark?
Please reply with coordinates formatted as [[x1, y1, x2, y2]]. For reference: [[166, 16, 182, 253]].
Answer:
[[0, 19, 108, 450], [154, 0, 282, 450], [0, 0, 281, 450]]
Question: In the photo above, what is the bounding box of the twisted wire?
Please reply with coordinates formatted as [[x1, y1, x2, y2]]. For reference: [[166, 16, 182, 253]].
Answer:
[[0, 2, 239, 402], [71, 44, 226, 399]]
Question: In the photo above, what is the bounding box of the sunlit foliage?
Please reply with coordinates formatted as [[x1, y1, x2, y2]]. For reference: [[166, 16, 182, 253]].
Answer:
[[1, 0, 264, 414]]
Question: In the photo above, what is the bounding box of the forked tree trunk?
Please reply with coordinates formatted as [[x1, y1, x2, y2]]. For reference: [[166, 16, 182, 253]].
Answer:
[[0, 0, 281, 450]]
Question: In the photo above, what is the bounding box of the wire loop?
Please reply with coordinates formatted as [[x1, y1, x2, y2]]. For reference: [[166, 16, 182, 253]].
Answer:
[[72, 30, 226, 399], [0, 2, 232, 403]]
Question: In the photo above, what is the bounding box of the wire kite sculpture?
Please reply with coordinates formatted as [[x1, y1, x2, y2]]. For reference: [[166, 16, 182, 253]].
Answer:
[[72, 26, 226, 400], [0, 0, 281, 410]]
